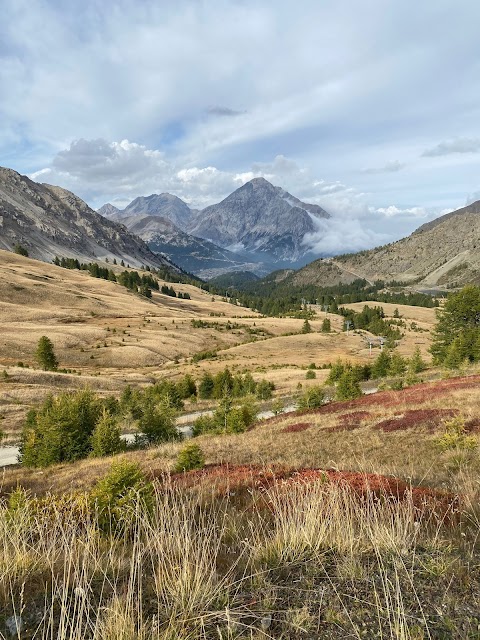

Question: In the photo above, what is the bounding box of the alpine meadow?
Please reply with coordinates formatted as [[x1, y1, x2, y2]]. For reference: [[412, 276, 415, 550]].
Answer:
[[2, 2, 480, 639]]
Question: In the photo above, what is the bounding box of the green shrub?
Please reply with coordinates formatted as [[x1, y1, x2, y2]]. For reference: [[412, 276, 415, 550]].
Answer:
[[177, 374, 197, 399], [336, 369, 363, 401], [20, 389, 103, 467], [271, 398, 285, 415], [192, 413, 217, 436], [255, 379, 274, 400], [90, 409, 125, 457], [435, 416, 477, 452], [297, 386, 325, 410], [13, 243, 29, 257], [226, 401, 257, 433], [193, 396, 257, 435], [90, 460, 154, 534], [305, 370, 316, 379], [174, 443, 205, 473], [137, 399, 180, 444]]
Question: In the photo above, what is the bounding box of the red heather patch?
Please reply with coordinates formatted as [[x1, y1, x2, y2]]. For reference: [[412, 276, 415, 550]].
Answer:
[[327, 411, 372, 432], [464, 418, 480, 433], [282, 422, 312, 433], [374, 408, 457, 433], [258, 375, 480, 429], [167, 464, 458, 516]]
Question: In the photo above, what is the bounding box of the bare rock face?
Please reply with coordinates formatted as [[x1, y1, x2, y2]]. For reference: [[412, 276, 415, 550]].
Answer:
[[187, 177, 330, 263], [107, 193, 195, 229], [98, 177, 330, 274], [0, 167, 179, 270], [97, 203, 122, 219]]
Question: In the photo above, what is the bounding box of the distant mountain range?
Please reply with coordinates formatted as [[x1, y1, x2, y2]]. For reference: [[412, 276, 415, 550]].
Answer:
[[288, 199, 480, 290], [99, 177, 329, 276], [0, 167, 180, 272], [2, 163, 477, 292]]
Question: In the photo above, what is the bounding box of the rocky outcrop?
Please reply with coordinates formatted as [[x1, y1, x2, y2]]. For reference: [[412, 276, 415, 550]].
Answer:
[[0, 167, 180, 270]]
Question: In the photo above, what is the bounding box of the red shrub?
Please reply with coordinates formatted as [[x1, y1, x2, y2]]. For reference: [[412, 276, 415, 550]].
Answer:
[[374, 408, 457, 433], [327, 410, 372, 432], [282, 422, 311, 433], [166, 463, 458, 517]]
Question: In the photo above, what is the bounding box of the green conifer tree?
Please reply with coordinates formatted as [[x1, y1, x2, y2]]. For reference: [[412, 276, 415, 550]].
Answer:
[[35, 336, 58, 371], [90, 409, 124, 457]]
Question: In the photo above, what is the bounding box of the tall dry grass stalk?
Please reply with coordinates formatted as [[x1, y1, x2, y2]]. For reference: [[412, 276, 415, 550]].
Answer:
[[0, 477, 470, 639]]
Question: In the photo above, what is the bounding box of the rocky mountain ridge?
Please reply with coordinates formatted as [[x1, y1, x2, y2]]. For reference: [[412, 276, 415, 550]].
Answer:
[[99, 177, 330, 275], [0, 167, 180, 271], [187, 177, 329, 264], [121, 213, 265, 278]]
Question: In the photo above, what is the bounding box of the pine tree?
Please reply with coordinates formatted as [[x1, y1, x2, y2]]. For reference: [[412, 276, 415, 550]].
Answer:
[[198, 372, 214, 399], [138, 399, 179, 444], [301, 318, 312, 333], [35, 336, 58, 371], [430, 285, 480, 364], [409, 346, 426, 373], [388, 351, 407, 376], [321, 318, 331, 333], [336, 369, 363, 400], [371, 349, 391, 379], [90, 409, 124, 457], [443, 338, 464, 369]]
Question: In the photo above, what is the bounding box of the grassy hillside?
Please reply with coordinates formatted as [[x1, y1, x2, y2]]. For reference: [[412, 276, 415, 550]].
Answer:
[[2, 249, 480, 638], [1, 374, 480, 638], [0, 250, 439, 443]]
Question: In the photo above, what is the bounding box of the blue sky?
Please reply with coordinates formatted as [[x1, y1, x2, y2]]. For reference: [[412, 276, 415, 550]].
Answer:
[[1, 0, 480, 254]]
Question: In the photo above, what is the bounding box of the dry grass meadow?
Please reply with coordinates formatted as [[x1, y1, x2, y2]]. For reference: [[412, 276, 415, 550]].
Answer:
[[2, 373, 480, 638], [3, 250, 480, 638], [0, 250, 437, 441]]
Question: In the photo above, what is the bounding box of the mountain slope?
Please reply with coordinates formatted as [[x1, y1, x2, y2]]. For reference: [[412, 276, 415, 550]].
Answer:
[[289, 200, 480, 289], [101, 193, 194, 229], [188, 177, 329, 264], [0, 167, 179, 270], [122, 214, 266, 278]]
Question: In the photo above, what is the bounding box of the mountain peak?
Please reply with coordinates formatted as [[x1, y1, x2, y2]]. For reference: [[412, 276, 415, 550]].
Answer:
[[187, 177, 329, 265], [248, 177, 274, 187]]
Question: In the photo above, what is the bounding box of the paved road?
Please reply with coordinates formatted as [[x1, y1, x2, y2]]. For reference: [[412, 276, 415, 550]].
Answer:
[[0, 446, 19, 467]]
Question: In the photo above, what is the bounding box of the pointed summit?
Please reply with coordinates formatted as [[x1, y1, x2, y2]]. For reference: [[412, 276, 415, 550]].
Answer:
[[187, 178, 329, 264]]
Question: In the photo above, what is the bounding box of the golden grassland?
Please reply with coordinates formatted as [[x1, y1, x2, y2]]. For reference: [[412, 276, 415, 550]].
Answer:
[[1, 252, 480, 637], [0, 250, 438, 441]]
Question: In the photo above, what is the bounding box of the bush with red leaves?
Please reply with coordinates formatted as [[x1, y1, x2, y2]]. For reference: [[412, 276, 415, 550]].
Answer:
[[282, 422, 312, 433], [374, 409, 457, 432]]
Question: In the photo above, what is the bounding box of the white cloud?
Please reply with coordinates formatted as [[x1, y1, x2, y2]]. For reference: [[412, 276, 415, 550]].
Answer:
[[2, 0, 480, 224], [361, 160, 406, 174], [302, 217, 389, 255], [422, 138, 480, 157], [31, 137, 454, 256], [374, 205, 428, 218]]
